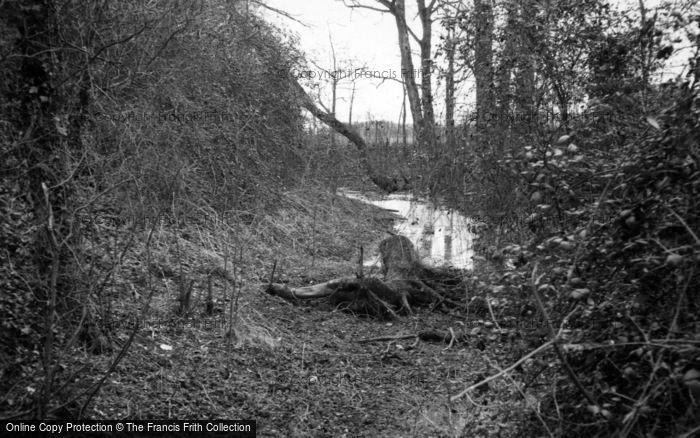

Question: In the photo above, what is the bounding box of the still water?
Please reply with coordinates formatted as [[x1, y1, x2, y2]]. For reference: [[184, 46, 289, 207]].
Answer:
[[340, 190, 476, 270]]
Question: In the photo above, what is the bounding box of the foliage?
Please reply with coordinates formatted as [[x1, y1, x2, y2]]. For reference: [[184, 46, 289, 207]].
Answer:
[[82, 0, 306, 219], [1, 0, 308, 418], [497, 55, 700, 438], [437, 1, 700, 435]]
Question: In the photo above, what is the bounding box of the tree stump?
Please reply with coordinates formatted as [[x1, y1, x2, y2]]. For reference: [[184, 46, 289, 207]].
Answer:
[[264, 235, 461, 319]]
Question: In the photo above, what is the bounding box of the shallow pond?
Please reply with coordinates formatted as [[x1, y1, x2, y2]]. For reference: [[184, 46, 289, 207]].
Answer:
[[340, 189, 477, 270]]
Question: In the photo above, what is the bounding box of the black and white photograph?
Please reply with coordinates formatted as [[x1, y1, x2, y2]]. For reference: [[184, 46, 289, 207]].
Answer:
[[1, 0, 699, 436]]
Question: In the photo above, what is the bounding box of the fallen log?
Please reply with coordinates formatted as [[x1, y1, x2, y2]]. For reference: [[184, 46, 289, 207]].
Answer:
[[266, 276, 357, 300], [266, 276, 411, 319], [356, 329, 467, 344], [264, 236, 468, 319]]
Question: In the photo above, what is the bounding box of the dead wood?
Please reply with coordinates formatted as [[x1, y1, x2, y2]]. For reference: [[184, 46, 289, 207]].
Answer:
[[290, 79, 407, 193], [356, 330, 467, 344], [266, 276, 358, 300], [264, 236, 468, 319], [379, 235, 420, 278], [266, 276, 409, 319]]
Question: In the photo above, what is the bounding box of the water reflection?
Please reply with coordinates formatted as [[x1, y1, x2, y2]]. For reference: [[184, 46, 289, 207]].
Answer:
[[340, 190, 475, 270]]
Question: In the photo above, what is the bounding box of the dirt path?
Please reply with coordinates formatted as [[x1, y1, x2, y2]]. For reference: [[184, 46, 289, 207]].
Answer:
[[87, 273, 530, 437], [73, 193, 533, 437]]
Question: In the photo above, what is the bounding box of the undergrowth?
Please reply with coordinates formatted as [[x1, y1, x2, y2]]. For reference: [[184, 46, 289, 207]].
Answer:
[[462, 74, 700, 437]]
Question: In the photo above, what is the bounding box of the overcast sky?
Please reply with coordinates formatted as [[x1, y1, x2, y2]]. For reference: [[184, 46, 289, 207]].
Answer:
[[262, 0, 696, 124]]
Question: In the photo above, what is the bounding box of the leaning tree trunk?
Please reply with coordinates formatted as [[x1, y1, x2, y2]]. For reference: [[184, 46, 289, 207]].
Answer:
[[291, 80, 403, 193]]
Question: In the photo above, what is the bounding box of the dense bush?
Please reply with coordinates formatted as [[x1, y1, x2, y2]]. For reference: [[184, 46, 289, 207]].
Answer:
[[81, 1, 306, 220], [1, 0, 307, 417], [501, 70, 700, 436]]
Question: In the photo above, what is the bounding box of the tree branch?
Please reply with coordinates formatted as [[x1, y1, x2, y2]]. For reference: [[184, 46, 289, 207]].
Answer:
[[342, 0, 393, 14], [251, 0, 308, 26]]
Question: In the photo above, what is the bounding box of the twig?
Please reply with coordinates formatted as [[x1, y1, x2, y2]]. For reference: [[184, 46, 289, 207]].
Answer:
[[357, 245, 364, 278], [38, 182, 59, 418], [451, 305, 580, 402], [666, 206, 700, 246], [311, 209, 317, 268], [367, 289, 399, 319], [442, 327, 456, 352], [491, 358, 555, 438], [250, 0, 309, 26], [357, 329, 462, 344], [522, 363, 549, 391], [268, 259, 277, 285], [49, 149, 87, 190], [485, 296, 502, 332], [224, 234, 232, 339], [231, 247, 244, 327], [357, 334, 417, 343], [450, 336, 559, 402], [0, 408, 34, 421], [464, 391, 491, 408], [531, 263, 598, 408], [342, 0, 393, 14], [381, 341, 394, 356], [668, 265, 694, 337], [678, 424, 700, 438], [567, 177, 613, 284]]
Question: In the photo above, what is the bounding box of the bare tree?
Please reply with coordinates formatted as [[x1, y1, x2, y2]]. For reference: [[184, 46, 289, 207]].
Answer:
[[495, 0, 518, 133], [514, 0, 536, 135], [343, 0, 438, 151], [472, 0, 495, 150], [437, 0, 470, 152], [444, 17, 457, 151], [291, 80, 404, 192], [329, 34, 339, 151]]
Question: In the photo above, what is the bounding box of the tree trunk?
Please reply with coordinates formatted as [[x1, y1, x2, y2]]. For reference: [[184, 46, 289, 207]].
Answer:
[[515, 0, 536, 135], [344, 0, 437, 177], [329, 34, 338, 153], [402, 87, 408, 152], [417, 0, 436, 152], [473, 0, 495, 151], [291, 80, 401, 193], [392, 0, 426, 148], [348, 80, 356, 127], [445, 24, 456, 152], [495, 1, 517, 135]]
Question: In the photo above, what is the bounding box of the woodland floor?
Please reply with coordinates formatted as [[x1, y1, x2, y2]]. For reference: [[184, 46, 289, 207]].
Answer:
[[58, 190, 548, 437]]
